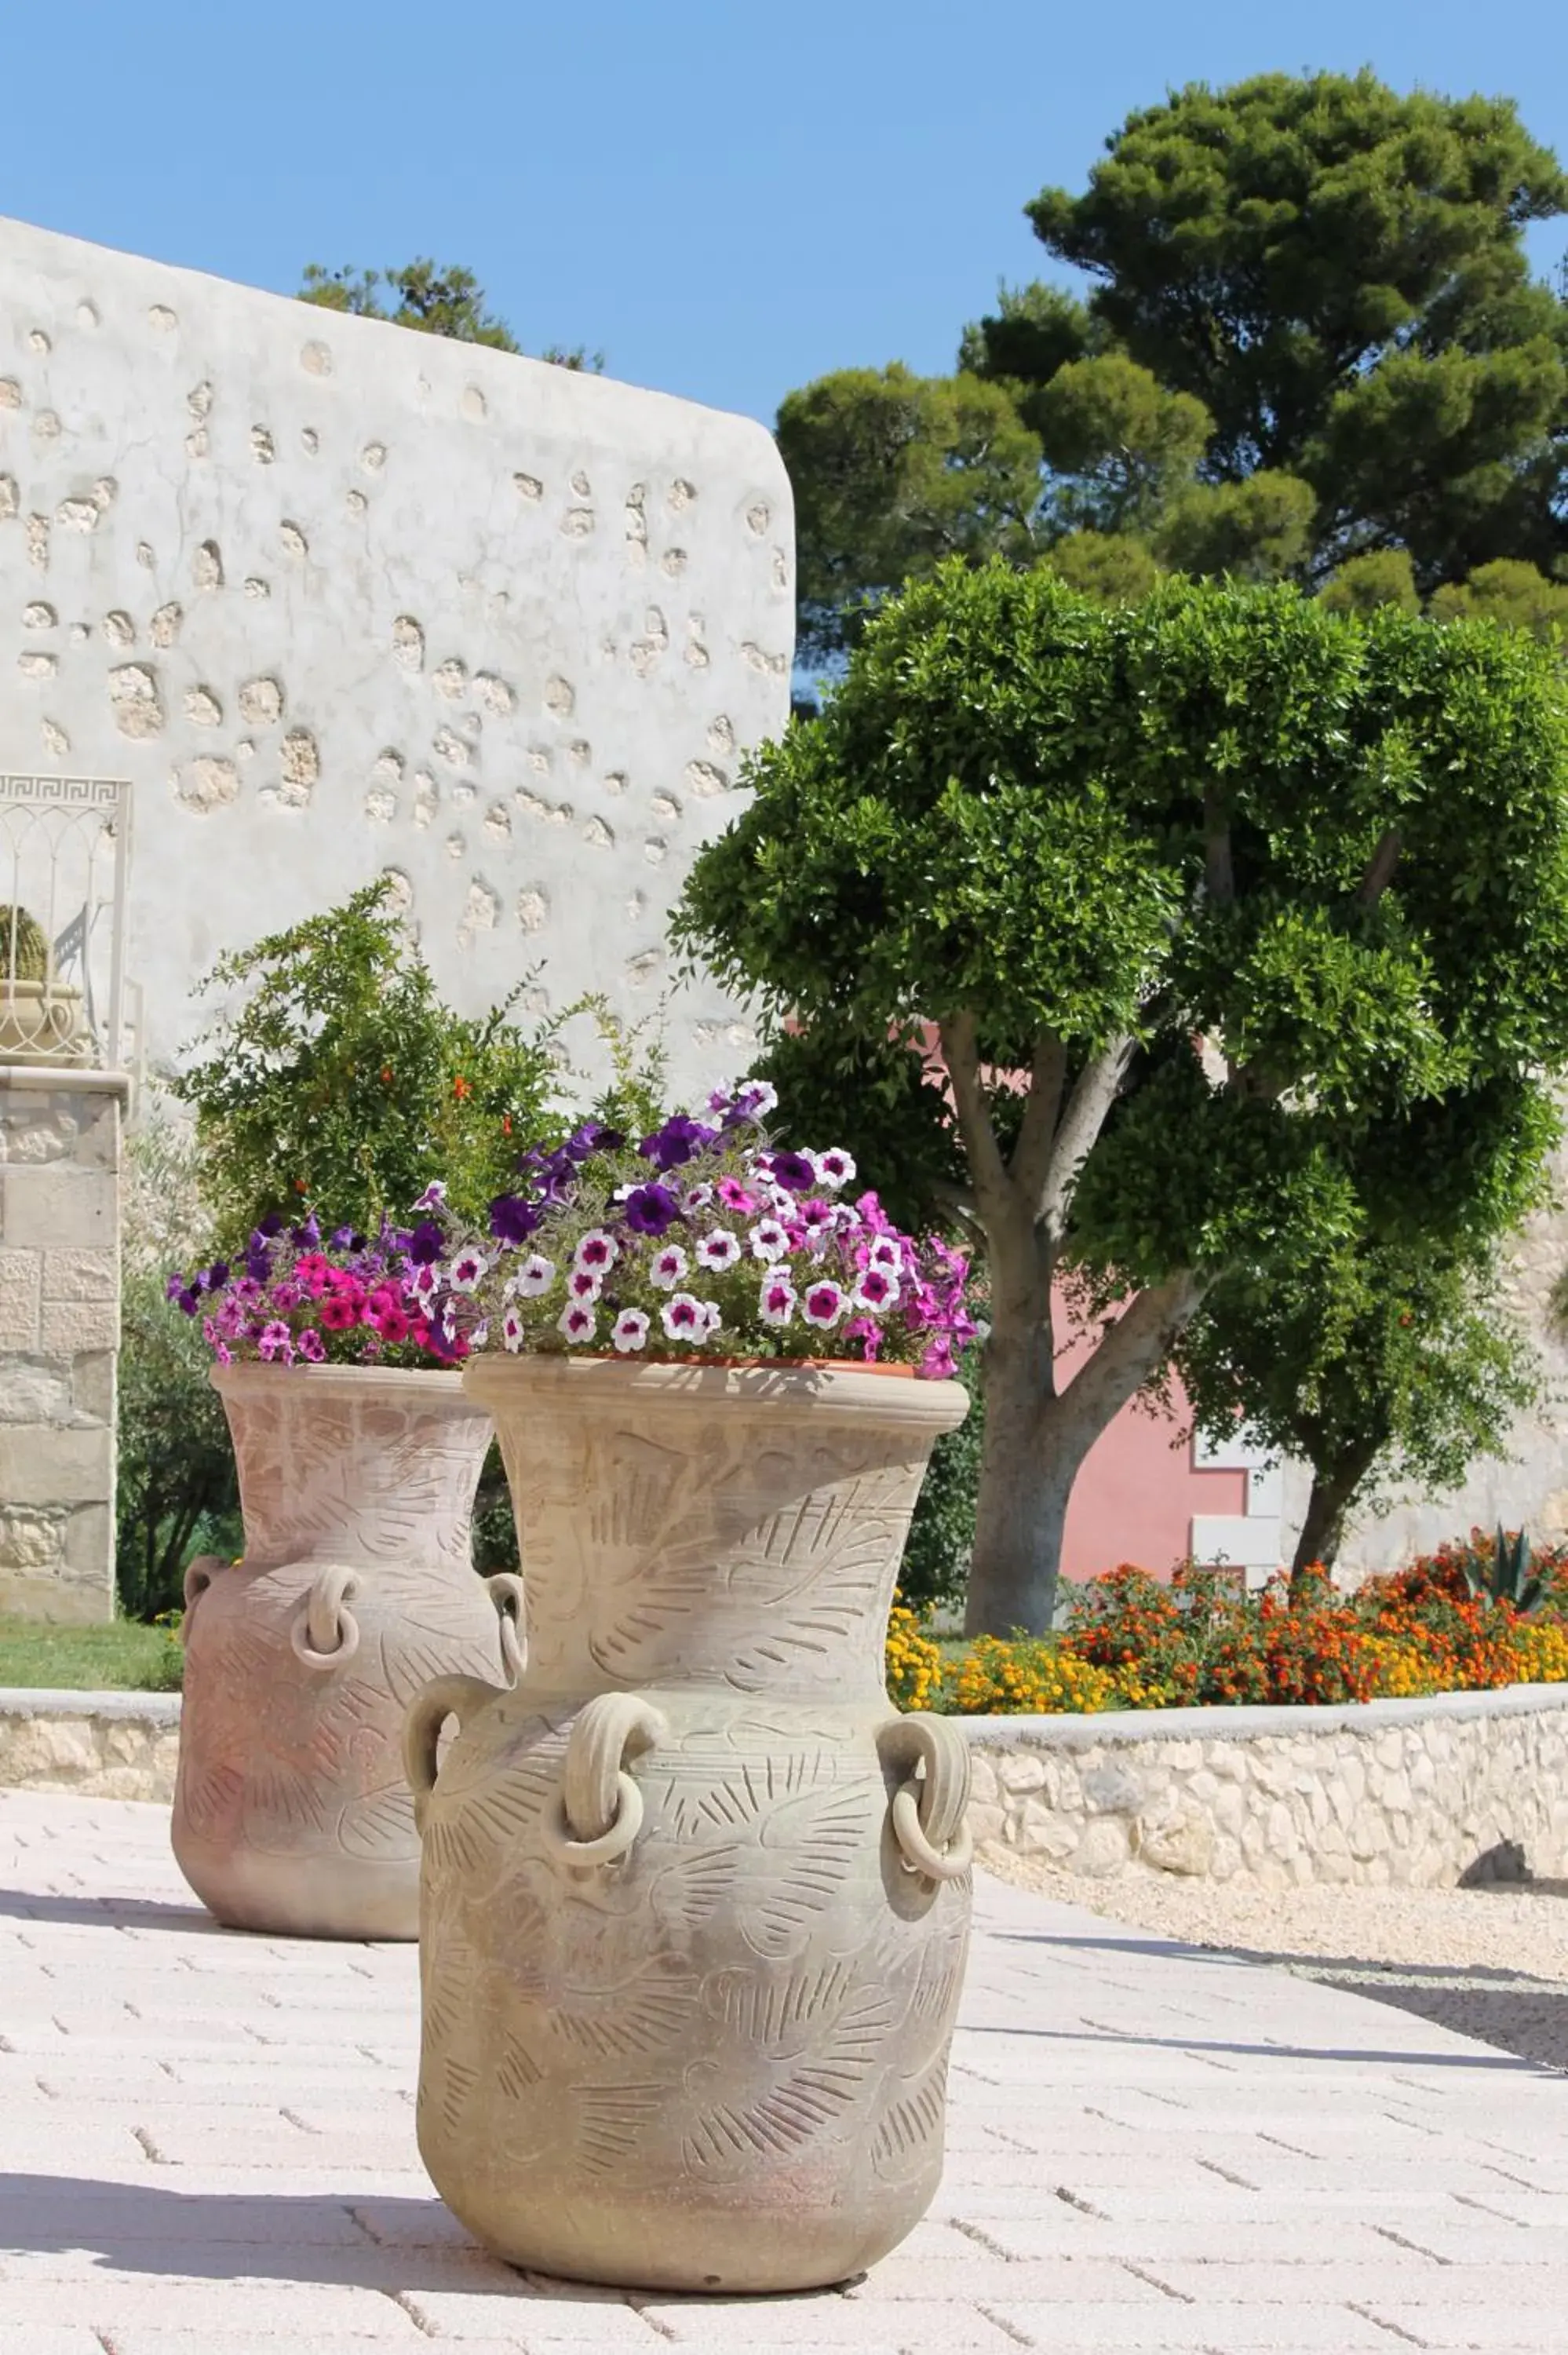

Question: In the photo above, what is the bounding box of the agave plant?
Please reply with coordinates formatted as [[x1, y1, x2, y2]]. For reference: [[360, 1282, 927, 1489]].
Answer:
[[0, 904, 49, 985], [1463, 1524, 1544, 1616]]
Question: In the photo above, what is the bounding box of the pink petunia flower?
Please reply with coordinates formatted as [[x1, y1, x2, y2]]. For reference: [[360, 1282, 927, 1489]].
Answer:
[[611, 1308, 651, 1354], [759, 1274, 797, 1328], [802, 1280, 847, 1331]]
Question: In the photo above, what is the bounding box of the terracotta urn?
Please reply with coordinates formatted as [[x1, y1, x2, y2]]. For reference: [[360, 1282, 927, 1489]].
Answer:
[[405, 1355, 972, 2294], [173, 1362, 522, 1940]]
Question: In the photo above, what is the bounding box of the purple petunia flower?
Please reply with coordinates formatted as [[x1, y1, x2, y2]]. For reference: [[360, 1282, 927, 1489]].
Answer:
[[297, 1328, 326, 1362], [489, 1196, 541, 1247], [768, 1149, 816, 1194], [408, 1220, 446, 1264], [623, 1182, 680, 1238], [638, 1115, 719, 1173]]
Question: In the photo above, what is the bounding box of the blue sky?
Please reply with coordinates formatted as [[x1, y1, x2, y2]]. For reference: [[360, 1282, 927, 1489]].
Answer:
[[4, 1, 1566, 428]]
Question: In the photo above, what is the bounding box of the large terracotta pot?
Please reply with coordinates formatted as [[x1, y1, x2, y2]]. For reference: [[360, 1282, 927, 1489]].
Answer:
[[173, 1362, 521, 1940], [405, 1356, 972, 2295]]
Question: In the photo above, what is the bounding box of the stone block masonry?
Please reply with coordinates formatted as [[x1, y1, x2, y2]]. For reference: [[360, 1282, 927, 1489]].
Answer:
[[965, 1684, 1568, 1891], [0, 213, 793, 1089], [0, 1068, 124, 1620]]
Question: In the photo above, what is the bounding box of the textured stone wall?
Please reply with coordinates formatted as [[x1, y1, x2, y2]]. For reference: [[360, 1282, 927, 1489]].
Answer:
[[0, 214, 792, 1088], [965, 1687, 1568, 1889], [0, 1072, 121, 1619], [0, 1689, 177, 1798]]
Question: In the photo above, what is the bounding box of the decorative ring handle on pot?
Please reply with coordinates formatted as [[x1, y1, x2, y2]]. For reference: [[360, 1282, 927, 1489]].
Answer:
[[484, 1572, 527, 1686], [403, 1674, 507, 1835], [881, 1713, 974, 1884], [289, 1565, 362, 1670], [542, 1692, 668, 1868], [181, 1554, 223, 1631]]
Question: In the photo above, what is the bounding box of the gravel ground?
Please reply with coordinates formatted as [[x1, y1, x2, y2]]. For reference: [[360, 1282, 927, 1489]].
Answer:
[[979, 1847, 1568, 2072]]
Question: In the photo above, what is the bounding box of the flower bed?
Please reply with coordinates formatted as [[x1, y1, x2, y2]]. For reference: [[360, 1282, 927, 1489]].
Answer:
[[886, 1540, 1568, 1714]]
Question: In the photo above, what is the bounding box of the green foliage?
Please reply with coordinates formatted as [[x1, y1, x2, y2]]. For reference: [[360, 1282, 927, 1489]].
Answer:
[[1318, 549, 1421, 615], [1031, 356, 1212, 536], [116, 1114, 240, 1621], [1027, 73, 1567, 542], [676, 560, 1568, 1629], [898, 1348, 985, 1609], [171, 882, 563, 1248], [1430, 558, 1568, 641], [1152, 471, 1317, 582], [958, 281, 1103, 421], [297, 259, 603, 371], [1037, 531, 1160, 604], [0, 904, 49, 984], [1466, 1524, 1545, 1614], [775, 363, 1043, 662]]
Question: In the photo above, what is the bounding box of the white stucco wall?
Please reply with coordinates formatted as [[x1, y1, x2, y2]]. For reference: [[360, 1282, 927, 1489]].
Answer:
[[0, 216, 792, 1088]]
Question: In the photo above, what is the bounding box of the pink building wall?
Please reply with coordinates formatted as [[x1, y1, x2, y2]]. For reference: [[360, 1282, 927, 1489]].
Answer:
[[1060, 1385, 1247, 1582]]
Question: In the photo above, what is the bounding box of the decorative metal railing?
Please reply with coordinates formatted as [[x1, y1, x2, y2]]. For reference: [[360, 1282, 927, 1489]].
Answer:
[[0, 773, 132, 1069]]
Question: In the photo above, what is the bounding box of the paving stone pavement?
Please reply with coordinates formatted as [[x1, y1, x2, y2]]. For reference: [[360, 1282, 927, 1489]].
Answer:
[[5, 1791, 1568, 2353]]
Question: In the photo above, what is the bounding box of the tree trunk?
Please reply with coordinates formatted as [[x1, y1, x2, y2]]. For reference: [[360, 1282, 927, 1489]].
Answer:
[[964, 1331, 1074, 1639], [964, 1269, 1213, 1638], [1290, 1439, 1380, 1592]]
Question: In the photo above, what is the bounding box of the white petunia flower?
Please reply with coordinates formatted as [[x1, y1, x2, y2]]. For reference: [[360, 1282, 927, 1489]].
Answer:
[[611, 1308, 651, 1354], [649, 1244, 689, 1290]]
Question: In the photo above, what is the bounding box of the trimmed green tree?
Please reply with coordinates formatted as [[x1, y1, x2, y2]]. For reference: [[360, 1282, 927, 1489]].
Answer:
[[1175, 1084, 1552, 1582], [674, 562, 1568, 1636]]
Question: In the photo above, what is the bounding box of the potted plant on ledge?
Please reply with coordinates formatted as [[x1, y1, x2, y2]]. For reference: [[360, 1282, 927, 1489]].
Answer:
[[163, 883, 557, 1939], [402, 1083, 978, 2294]]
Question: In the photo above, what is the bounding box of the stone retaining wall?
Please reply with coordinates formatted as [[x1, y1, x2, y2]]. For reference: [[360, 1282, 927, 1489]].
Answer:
[[0, 1688, 179, 1801], [7, 1685, 1568, 1886], [964, 1685, 1568, 1889]]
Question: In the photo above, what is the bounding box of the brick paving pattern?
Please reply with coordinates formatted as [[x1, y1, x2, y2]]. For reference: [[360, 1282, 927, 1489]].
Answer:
[[4, 1789, 1568, 2351]]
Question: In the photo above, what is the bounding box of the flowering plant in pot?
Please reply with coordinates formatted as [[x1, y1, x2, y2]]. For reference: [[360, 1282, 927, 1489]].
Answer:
[[403, 1083, 979, 2294], [166, 1207, 524, 1939], [416, 1077, 977, 1375]]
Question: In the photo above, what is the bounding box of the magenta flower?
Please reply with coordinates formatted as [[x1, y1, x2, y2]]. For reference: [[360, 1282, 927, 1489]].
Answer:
[[611, 1308, 651, 1354], [659, 1292, 706, 1340], [716, 1176, 758, 1214], [319, 1295, 356, 1332], [759, 1274, 797, 1328], [853, 1268, 900, 1313], [812, 1147, 856, 1192], [802, 1280, 847, 1330], [650, 1244, 689, 1290], [257, 1320, 294, 1362], [297, 1327, 326, 1362]]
